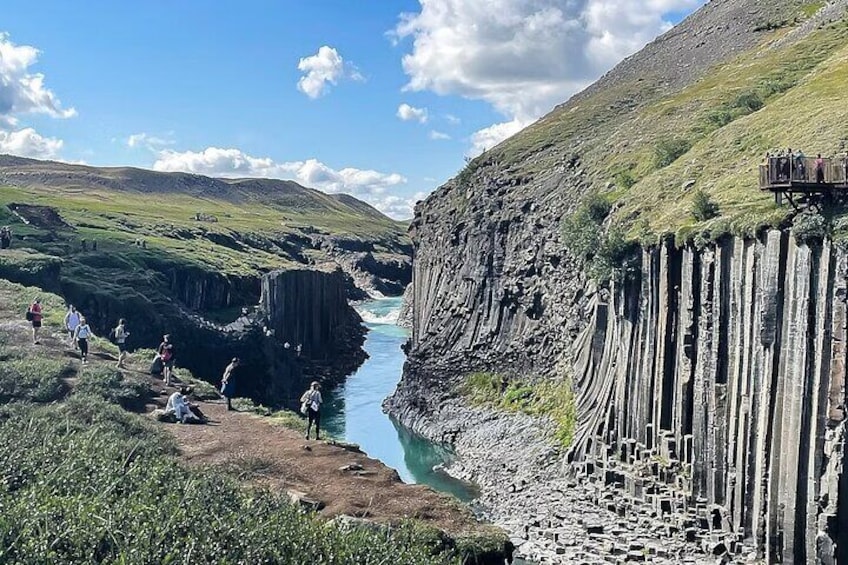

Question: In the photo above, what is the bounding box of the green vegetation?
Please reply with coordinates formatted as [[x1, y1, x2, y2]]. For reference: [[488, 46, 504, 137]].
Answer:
[[691, 190, 720, 222], [653, 137, 692, 169], [73, 366, 151, 410], [562, 195, 639, 285], [0, 399, 458, 564], [614, 169, 637, 190], [791, 210, 829, 244], [232, 397, 309, 434], [461, 372, 577, 448]]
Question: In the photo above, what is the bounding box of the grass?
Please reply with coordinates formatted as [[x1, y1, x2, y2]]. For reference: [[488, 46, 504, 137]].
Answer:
[[232, 397, 310, 434], [461, 372, 577, 448], [73, 365, 151, 410], [0, 399, 459, 564]]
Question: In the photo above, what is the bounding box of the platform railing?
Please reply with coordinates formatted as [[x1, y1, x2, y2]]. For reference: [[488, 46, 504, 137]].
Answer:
[[759, 156, 848, 189]]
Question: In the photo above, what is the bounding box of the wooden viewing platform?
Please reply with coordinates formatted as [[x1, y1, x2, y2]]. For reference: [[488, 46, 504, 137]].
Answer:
[[760, 155, 848, 209]]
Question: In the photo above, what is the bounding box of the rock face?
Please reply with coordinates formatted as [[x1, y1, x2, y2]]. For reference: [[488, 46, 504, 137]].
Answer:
[[260, 267, 366, 382], [388, 231, 848, 563]]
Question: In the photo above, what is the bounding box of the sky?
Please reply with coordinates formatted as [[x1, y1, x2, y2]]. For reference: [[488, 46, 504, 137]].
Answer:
[[0, 0, 704, 219]]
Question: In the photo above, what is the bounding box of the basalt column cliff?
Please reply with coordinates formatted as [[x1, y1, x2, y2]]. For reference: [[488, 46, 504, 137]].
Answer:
[[386, 0, 848, 562]]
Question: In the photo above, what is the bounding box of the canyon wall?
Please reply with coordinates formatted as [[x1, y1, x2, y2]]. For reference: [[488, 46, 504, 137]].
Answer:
[[570, 232, 847, 563], [389, 230, 848, 563]]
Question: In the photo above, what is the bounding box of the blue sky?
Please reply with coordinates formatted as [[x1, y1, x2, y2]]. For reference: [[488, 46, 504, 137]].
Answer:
[[0, 0, 703, 218]]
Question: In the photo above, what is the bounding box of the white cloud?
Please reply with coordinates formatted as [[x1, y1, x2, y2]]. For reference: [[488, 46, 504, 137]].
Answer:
[[397, 103, 428, 123], [152, 146, 412, 218], [429, 130, 451, 140], [0, 127, 63, 158], [127, 132, 174, 150], [445, 114, 461, 125], [394, 0, 702, 148], [0, 33, 76, 121], [371, 191, 427, 219], [297, 45, 363, 99], [469, 118, 529, 156]]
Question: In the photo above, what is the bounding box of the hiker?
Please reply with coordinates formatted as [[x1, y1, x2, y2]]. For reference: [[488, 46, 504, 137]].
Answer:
[[220, 357, 240, 411], [74, 316, 93, 364], [795, 149, 806, 180], [300, 381, 323, 440], [27, 298, 43, 344], [296, 343, 302, 357], [64, 305, 81, 346], [113, 318, 130, 368], [0, 226, 10, 249], [816, 154, 825, 183], [165, 386, 203, 424], [158, 334, 176, 386]]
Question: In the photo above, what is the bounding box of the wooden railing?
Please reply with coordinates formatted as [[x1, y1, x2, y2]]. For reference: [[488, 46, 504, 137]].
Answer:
[[760, 156, 848, 189]]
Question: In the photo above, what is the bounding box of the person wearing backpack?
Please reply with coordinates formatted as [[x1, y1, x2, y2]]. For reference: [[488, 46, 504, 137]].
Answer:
[[27, 298, 43, 345], [74, 317, 93, 364], [113, 319, 130, 369], [157, 334, 176, 386], [220, 357, 240, 411], [64, 305, 81, 346], [300, 381, 323, 440]]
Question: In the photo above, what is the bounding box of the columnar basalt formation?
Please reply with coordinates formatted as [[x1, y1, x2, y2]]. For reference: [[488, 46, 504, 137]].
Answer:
[[568, 233, 847, 563]]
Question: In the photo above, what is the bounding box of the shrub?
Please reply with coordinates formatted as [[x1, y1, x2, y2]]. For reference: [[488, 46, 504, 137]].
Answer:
[[589, 224, 641, 285], [792, 210, 828, 244], [585, 194, 612, 223], [0, 357, 72, 403], [653, 137, 692, 168], [73, 366, 151, 410], [562, 206, 601, 262], [733, 91, 764, 113], [614, 170, 636, 190], [691, 189, 720, 221]]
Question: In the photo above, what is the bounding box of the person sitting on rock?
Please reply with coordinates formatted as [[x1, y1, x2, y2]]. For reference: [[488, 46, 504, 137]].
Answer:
[[220, 357, 239, 411], [165, 386, 203, 423], [300, 381, 323, 440]]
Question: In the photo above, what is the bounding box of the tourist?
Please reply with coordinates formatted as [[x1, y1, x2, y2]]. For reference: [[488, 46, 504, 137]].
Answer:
[[0, 226, 10, 249], [165, 386, 202, 423], [64, 305, 81, 346], [296, 343, 302, 357], [113, 318, 130, 368], [795, 149, 806, 180], [158, 334, 176, 386], [74, 316, 93, 364], [815, 154, 825, 183], [220, 357, 240, 411], [28, 298, 43, 345], [300, 381, 323, 440]]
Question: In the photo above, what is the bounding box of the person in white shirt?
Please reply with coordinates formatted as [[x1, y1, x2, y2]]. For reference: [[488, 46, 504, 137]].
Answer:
[[300, 381, 323, 440], [113, 319, 130, 369], [165, 387, 200, 423], [64, 305, 81, 346], [74, 317, 93, 364]]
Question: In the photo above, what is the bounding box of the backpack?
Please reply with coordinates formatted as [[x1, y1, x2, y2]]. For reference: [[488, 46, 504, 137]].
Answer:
[[108, 328, 117, 343], [25, 309, 33, 322]]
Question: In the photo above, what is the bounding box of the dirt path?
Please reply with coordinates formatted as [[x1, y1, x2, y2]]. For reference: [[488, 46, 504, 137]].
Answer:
[[0, 285, 485, 537]]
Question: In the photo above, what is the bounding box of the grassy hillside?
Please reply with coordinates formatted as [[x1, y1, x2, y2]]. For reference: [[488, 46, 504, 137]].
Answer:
[[0, 156, 408, 276], [463, 3, 848, 249]]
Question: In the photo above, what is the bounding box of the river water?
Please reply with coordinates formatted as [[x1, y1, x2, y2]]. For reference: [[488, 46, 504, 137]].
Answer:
[[322, 297, 478, 502]]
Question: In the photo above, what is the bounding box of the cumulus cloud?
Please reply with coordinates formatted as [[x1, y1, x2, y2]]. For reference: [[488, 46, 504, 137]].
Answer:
[[394, 0, 702, 150], [126, 132, 174, 150], [0, 33, 76, 122], [0, 127, 63, 158], [297, 46, 364, 99], [152, 146, 412, 218], [429, 130, 451, 140], [397, 103, 428, 123]]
